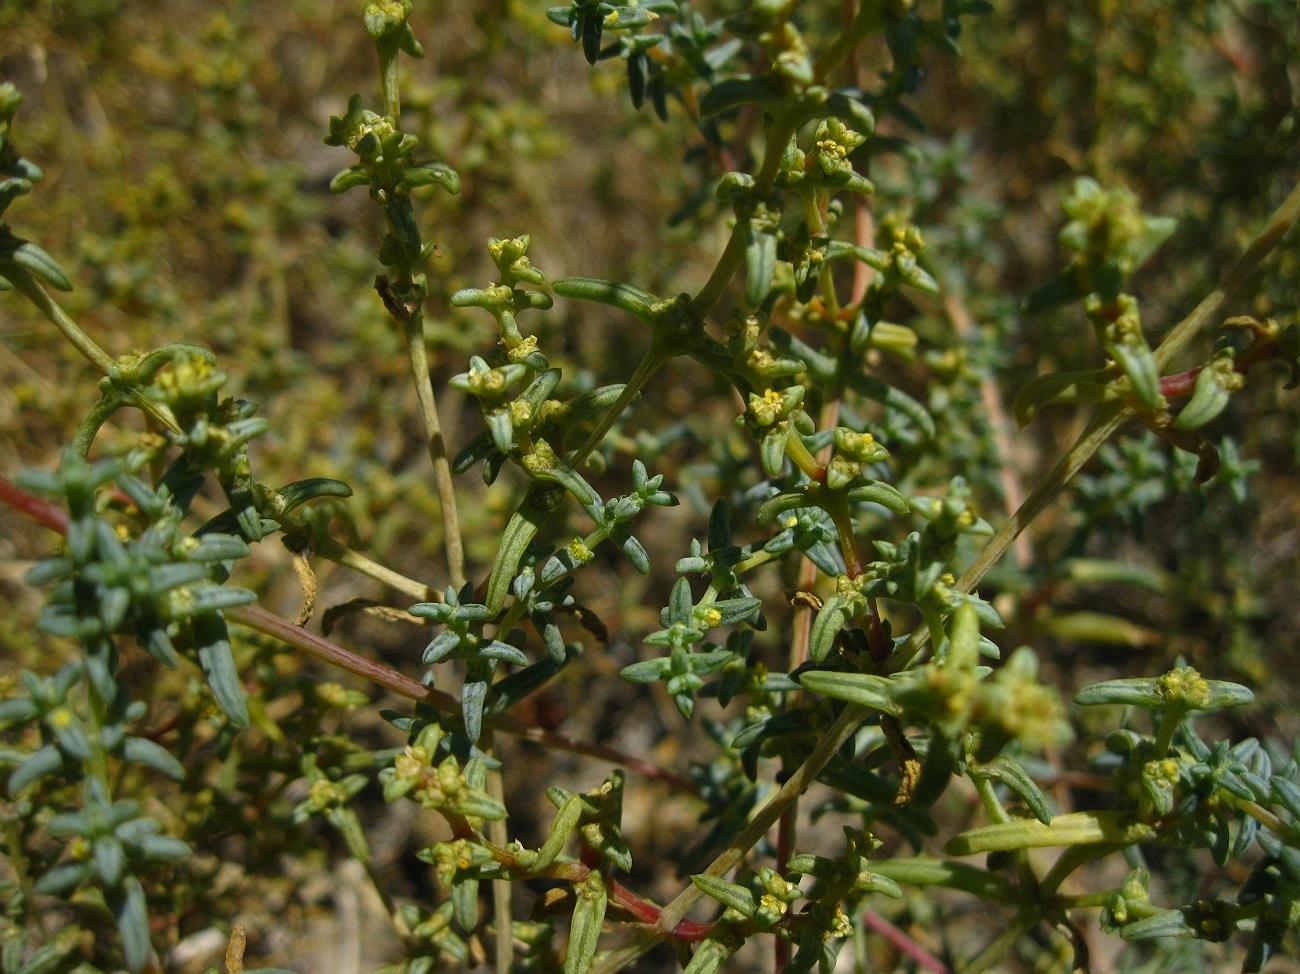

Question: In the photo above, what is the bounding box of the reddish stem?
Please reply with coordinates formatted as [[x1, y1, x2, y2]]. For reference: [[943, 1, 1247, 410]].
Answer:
[[0, 476, 69, 534], [1159, 366, 1202, 399], [861, 910, 949, 974], [608, 879, 713, 942]]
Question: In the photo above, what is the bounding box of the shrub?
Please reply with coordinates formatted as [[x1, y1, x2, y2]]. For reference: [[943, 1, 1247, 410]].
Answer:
[[2, 2, 1299, 972]]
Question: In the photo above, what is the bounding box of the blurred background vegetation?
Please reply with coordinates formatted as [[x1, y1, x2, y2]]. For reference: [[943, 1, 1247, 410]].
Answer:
[[1, 0, 1299, 971]]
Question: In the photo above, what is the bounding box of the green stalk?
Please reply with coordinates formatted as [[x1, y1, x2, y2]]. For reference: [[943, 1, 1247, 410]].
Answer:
[[9, 270, 178, 435], [973, 774, 1012, 825], [690, 108, 802, 319], [311, 534, 435, 602], [958, 909, 1038, 974], [8, 269, 115, 375], [483, 729, 513, 974], [400, 312, 467, 588], [374, 28, 467, 590], [571, 348, 666, 464]]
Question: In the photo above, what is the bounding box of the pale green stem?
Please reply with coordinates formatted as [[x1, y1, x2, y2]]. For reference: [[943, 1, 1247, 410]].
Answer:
[[958, 909, 1038, 974], [401, 314, 467, 588], [374, 27, 466, 590], [1154, 179, 1300, 371], [571, 348, 665, 464], [653, 702, 867, 932], [9, 270, 180, 435], [8, 269, 115, 374], [690, 108, 802, 319], [483, 730, 513, 974], [973, 774, 1012, 825], [312, 534, 434, 601], [812, 1, 883, 82], [378, 38, 402, 121]]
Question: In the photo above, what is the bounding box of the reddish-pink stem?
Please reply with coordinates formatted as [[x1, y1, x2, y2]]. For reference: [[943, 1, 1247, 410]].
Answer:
[[861, 909, 950, 974], [0, 476, 69, 534], [1159, 366, 1202, 399], [608, 879, 713, 942]]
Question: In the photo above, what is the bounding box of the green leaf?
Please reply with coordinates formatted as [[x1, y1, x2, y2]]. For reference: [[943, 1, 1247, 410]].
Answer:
[[113, 876, 152, 972], [691, 873, 757, 917], [846, 481, 908, 514], [1073, 677, 1164, 708], [402, 162, 460, 194], [122, 738, 184, 780], [564, 872, 608, 974], [1074, 674, 1253, 711], [32, 861, 92, 896], [1012, 369, 1111, 426], [8, 744, 62, 794], [1175, 360, 1235, 430], [529, 794, 582, 871], [1021, 268, 1083, 315], [744, 226, 776, 308], [486, 490, 554, 613], [945, 811, 1155, 856], [985, 757, 1052, 824], [275, 477, 354, 512], [796, 670, 899, 715], [682, 937, 738, 974], [193, 614, 250, 728], [329, 166, 370, 194], [95, 836, 126, 887], [808, 585, 866, 663], [698, 77, 778, 116], [553, 277, 657, 322], [2, 236, 72, 291], [1121, 910, 1197, 941], [1106, 334, 1160, 410], [16, 942, 71, 974], [869, 857, 1019, 903]]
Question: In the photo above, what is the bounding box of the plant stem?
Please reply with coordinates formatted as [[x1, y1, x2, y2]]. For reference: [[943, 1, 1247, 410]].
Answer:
[[311, 533, 435, 601], [571, 348, 665, 464], [690, 108, 802, 320], [400, 312, 467, 588], [972, 774, 1012, 825], [1154, 179, 1300, 371], [944, 288, 1030, 568], [8, 269, 115, 374], [373, 33, 467, 590], [812, 1, 882, 82], [224, 603, 698, 791], [958, 909, 1038, 974], [860, 911, 949, 974], [378, 39, 402, 120], [654, 702, 867, 932], [482, 730, 513, 974], [8, 271, 180, 435]]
